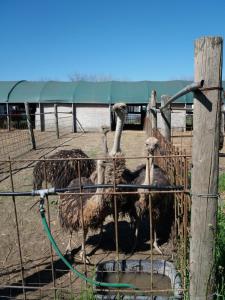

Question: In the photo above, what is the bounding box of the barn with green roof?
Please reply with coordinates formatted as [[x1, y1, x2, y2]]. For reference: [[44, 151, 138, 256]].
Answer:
[[0, 80, 224, 131]]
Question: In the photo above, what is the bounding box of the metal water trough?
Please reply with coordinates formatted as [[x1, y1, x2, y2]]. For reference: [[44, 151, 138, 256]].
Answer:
[[95, 259, 183, 300]]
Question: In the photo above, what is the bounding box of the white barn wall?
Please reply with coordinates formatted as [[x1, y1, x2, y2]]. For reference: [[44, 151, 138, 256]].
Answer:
[[35, 104, 73, 132], [35, 103, 186, 132], [157, 110, 186, 131], [76, 106, 110, 131], [35, 104, 110, 132]]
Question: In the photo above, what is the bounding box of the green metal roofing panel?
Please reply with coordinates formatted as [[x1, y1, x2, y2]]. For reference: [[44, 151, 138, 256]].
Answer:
[[8, 81, 46, 103], [0, 81, 24, 102], [0, 80, 224, 104], [39, 81, 79, 102], [111, 81, 150, 103], [74, 81, 112, 103]]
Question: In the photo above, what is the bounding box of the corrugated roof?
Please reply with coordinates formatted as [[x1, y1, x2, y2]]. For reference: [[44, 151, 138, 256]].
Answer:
[[0, 80, 224, 104]]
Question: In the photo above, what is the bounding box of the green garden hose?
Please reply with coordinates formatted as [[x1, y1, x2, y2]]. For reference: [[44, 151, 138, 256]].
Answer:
[[39, 204, 137, 290]]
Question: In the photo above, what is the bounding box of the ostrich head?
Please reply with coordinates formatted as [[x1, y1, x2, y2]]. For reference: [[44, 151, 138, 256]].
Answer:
[[112, 103, 127, 118], [145, 137, 159, 155], [110, 103, 127, 156], [139, 136, 160, 188], [101, 125, 110, 135]]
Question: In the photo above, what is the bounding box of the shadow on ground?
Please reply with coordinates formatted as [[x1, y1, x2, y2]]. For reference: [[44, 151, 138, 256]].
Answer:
[[0, 218, 170, 298]]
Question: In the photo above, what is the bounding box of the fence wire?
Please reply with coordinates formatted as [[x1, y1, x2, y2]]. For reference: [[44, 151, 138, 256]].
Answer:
[[0, 131, 191, 299], [0, 112, 76, 183]]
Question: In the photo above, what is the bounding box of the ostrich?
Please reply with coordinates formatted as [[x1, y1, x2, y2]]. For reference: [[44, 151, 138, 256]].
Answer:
[[58, 159, 108, 262], [100, 104, 172, 255], [33, 149, 96, 189], [103, 103, 139, 232], [133, 136, 174, 254]]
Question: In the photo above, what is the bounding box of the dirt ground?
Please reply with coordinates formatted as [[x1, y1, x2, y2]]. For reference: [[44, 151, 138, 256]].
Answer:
[[0, 130, 224, 299]]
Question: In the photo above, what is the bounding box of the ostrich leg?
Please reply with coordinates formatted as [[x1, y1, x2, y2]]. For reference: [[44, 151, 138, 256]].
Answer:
[[79, 228, 91, 264], [65, 232, 73, 255], [153, 230, 163, 255]]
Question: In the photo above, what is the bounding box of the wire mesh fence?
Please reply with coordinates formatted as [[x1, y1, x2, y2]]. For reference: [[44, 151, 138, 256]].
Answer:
[[0, 130, 191, 299], [0, 111, 76, 183]]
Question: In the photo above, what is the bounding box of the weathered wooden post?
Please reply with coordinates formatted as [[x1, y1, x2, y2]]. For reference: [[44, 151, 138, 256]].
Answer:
[[6, 103, 11, 131], [39, 103, 45, 132], [146, 90, 157, 136], [25, 102, 36, 150], [54, 104, 59, 139], [72, 103, 77, 133], [219, 103, 224, 150], [160, 95, 171, 142], [190, 36, 223, 299], [150, 90, 157, 133]]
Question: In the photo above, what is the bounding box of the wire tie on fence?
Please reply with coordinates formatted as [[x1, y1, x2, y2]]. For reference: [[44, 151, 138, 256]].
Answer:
[[199, 86, 223, 92], [189, 192, 219, 198]]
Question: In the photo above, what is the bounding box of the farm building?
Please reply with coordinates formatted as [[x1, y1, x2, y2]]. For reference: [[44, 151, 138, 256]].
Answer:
[[0, 80, 224, 132]]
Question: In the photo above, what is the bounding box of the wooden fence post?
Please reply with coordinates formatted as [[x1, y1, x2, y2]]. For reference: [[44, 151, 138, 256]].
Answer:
[[150, 90, 157, 133], [72, 103, 77, 133], [219, 103, 224, 150], [190, 36, 223, 299], [54, 104, 59, 139], [160, 95, 171, 142], [146, 90, 157, 136], [39, 103, 45, 132], [25, 102, 36, 150]]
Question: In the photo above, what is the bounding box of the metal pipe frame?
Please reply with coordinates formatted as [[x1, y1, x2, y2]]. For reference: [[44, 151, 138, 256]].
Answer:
[[160, 80, 204, 112]]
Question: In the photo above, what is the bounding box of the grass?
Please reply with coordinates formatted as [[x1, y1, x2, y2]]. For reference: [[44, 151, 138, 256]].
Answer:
[[215, 173, 225, 299], [219, 173, 225, 192], [215, 204, 225, 298]]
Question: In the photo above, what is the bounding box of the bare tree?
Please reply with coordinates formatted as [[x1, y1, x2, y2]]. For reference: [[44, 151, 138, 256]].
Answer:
[[69, 72, 113, 82]]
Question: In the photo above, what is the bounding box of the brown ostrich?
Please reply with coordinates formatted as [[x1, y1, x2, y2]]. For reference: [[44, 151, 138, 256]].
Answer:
[[98, 105, 172, 255], [58, 159, 108, 262], [132, 136, 174, 254], [103, 103, 139, 229], [33, 149, 96, 189]]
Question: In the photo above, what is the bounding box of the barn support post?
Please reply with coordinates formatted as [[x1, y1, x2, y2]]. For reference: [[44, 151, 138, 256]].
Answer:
[[6, 103, 11, 131], [39, 103, 45, 132], [25, 102, 36, 150], [189, 36, 223, 299], [72, 103, 77, 133], [160, 95, 171, 142], [54, 104, 59, 139]]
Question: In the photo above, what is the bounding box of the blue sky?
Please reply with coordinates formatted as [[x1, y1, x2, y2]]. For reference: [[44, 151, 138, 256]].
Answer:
[[0, 0, 224, 81]]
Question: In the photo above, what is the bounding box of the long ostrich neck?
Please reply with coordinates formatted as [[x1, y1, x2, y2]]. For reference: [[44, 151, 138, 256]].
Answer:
[[110, 112, 125, 155], [102, 134, 108, 156], [144, 149, 154, 185], [96, 160, 105, 197]]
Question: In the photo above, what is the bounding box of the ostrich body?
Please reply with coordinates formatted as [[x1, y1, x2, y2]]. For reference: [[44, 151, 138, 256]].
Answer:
[[133, 137, 174, 254], [33, 149, 96, 189], [58, 159, 108, 262]]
